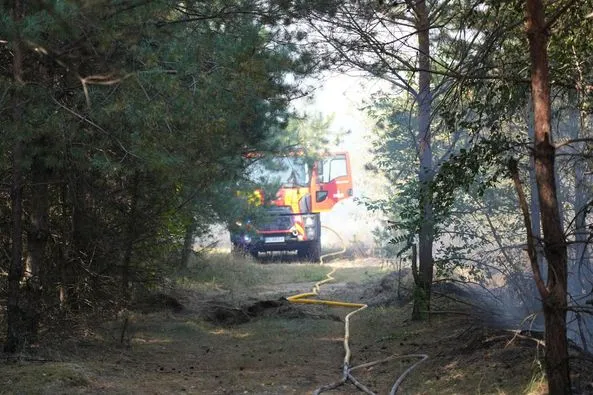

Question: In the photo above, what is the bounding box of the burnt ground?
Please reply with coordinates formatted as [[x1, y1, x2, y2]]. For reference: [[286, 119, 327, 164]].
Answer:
[[2, 258, 593, 394]]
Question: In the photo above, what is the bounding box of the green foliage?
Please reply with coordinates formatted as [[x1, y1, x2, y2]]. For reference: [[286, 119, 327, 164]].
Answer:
[[364, 95, 420, 250], [361, 0, 541, 283], [283, 113, 343, 153], [366, 91, 476, 259], [219, 111, 339, 231], [0, 0, 321, 344], [432, 134, 519, 218]]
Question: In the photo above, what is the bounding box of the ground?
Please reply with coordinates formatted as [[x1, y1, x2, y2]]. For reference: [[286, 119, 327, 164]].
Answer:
[[1, 256, 593, 394]]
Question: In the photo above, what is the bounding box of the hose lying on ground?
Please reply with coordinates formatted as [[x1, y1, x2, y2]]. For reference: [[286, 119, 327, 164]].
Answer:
[[287, 225, 428, 394]]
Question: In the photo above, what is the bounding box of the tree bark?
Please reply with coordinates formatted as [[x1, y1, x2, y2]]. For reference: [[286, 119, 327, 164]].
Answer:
[[527, 100, 543, 258], [23, 154, 51, 344], [528, 98, 547, 298], [4, 0, 26, 353], [509, 159, 547, 298], [181, 219, 198, 269], [63, 175, 87, 309], [412, 0, 434, 320], [122, 172, 140, 300], [525, 1, 571, 393], [5, 138, 25, 353]]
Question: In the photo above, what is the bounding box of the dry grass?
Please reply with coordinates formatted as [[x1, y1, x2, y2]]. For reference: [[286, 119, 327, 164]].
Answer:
[[1, 362, 93, 394], [3, 255, 583, 394], [176, 253, 332, 292], [339, 300, 544, 395]]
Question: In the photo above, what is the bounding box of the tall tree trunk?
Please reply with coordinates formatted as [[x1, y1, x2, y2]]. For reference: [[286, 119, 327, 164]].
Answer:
[[181, 219, 198, 269], [5, 0, 26, 353], [5, 138, 25, 353], [23, 155, 51, 344], [525, 1, 571, 393], [67, 174, 88, 309], [59, 183, 69, 307], [527, 100, 542, 247], [122, 173, 140, 300], [412, 0, 434, 320], [528, 99, 547, 300]]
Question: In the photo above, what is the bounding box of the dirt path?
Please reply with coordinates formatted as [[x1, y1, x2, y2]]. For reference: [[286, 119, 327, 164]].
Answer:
[[3, 258, 593, 394]]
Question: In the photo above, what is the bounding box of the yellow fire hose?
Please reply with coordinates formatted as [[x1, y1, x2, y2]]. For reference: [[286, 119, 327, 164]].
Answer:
[[287, 226, 428, 394]]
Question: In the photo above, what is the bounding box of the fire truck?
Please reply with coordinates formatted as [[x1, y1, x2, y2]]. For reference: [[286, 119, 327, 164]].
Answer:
[[231, 151, 353, 262]]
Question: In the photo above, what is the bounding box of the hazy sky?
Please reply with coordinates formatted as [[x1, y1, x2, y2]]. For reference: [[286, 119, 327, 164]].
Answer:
[[292, 72, 390, 246]]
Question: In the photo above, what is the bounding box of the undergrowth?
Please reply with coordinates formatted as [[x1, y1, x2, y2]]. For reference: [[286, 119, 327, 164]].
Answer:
[[174, 253, 331, 291]]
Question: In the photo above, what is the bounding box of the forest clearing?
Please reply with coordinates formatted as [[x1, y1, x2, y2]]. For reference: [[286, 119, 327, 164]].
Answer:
[[3, 2, 593, 394], [2, 255, 592, 394]]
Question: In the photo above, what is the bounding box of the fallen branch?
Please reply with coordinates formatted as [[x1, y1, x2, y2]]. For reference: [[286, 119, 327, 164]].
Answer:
[[505, 329, 546, 347]]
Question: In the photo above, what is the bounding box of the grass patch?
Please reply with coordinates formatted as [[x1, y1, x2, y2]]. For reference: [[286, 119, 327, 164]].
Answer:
[[176, 253, 331, 291], [1, 362, 92, 394], [2, 258, 562, 395], [330, 266, 386, 283], [246, 315, 340, 339], [523, 362, 547, 395], [345, 302, 545, 395]]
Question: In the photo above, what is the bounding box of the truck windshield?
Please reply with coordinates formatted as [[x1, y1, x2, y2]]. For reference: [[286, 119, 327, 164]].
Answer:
[[247, 156, 309, 187]]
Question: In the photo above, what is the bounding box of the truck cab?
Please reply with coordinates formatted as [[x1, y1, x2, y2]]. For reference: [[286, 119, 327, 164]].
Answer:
[[231, 151, 353, 262]]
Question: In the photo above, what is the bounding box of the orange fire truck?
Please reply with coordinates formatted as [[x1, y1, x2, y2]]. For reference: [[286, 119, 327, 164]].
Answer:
[[231, 151, 353, 262]]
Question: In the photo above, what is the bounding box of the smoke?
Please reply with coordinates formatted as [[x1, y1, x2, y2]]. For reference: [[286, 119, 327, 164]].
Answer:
[[455, 253, 593, 352], [567, 258, 593, 352]]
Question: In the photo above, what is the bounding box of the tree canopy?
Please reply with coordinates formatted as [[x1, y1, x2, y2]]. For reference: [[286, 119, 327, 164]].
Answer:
[[2, 1, 593, 393], [0, 0, 317, 352]]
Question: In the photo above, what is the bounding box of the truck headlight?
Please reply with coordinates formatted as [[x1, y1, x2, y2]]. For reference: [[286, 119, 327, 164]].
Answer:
[[304, 216, 315, 227]]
